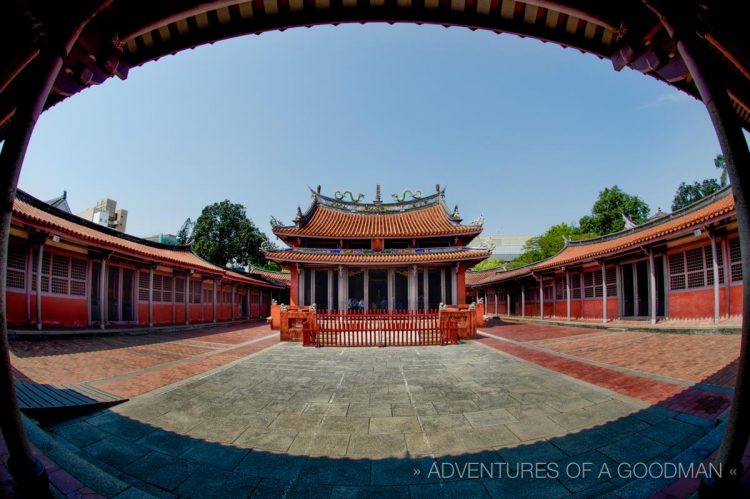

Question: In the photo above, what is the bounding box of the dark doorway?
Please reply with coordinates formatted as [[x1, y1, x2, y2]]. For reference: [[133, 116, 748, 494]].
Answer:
[[621, 259, 665, 318], [368, 270, 387, 311], [91, 263, 101, 322]]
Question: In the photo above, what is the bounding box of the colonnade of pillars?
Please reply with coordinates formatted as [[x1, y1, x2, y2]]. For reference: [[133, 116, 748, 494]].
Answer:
[[297, 265, 459, 311]]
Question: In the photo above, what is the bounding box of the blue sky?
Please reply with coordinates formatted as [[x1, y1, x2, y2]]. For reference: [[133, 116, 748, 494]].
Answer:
[[18, 23, 722, 242]]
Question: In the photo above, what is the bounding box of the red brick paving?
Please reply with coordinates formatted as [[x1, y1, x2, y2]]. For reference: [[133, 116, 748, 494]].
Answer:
[[481, 321, 740, 386], [95, 336, 278, 398], [477, 325, 736, 420], [10, 322, 279, 397]]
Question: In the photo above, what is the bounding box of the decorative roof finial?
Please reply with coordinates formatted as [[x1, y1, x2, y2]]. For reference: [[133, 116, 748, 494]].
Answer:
[[375, 184, 382, 204], [452, 204, 461, 219], [294, 206, 303, 226], [317, 185, 321, 194], [435, 184, 440, 193]]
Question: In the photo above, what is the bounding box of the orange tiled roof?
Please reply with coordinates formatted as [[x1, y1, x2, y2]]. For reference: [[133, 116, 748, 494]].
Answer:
[[470, 189, 735, 286], [266, 247, 491, 265], [274, 205, 482, 239], [273, 190, 482, 239], [13, 191, 284, 289], [465, 267, 503, 285], [249, 268, 291, 286], [535, 190, 735, 270]]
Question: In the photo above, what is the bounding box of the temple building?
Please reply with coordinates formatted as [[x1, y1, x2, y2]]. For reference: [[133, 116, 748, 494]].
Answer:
[[467, 187, 743, 324], [6, 189, 289, 329], [265, 186, 492, 311]]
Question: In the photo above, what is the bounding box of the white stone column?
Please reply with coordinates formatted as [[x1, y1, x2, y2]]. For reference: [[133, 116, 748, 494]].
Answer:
[[440, 268, 446, 304], [601, 263, 607, 323], [566, 270, 571, 322], [327, 269, 334, 312], [364, 268, 369, 310], [539, 277, 544, 319], [310, 268, 316, 307], [212, 278, 217, 323], [148, 266, 154, 327], [35, 243, 44, 330], [408, 265, 417, 311], [710, 233, 720, 324], [649, 250, 657, 324], [451, 265, 458, 306], [185, 273, 190, 325], [387, 268, 394, 311], [338, 266, 346, 311], [100, 258, 107, 328]]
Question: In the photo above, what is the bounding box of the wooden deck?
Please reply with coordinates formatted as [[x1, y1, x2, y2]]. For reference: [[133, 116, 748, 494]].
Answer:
[[15, 382, 127, 416]]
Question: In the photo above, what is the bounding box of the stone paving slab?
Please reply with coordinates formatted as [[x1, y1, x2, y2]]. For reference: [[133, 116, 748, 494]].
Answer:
[[26, 320, 741, 498]]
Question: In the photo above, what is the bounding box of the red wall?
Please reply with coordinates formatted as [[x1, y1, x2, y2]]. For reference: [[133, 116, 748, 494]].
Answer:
[[729, 285, 742, 316], [7, 291, 28, 326], [27, 294, 88, 327], [669, 287, 740, 320]]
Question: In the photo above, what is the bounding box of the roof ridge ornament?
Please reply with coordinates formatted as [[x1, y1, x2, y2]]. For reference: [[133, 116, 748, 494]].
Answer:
[[375, 184, 382, 204], [294, 206, 304, 226], [333, 190, 365, 204], [270, 216, 284, 229], [470, 214, 485, 226], [452, 204, 461, 220], [392, 188, 423, 203]]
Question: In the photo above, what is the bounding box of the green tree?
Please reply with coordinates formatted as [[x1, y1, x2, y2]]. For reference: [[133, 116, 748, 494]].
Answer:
[[671, 179, 723, 211], [507, 223, 597, 269], [579, 186, 650, 236], [473, 258, 505, 271], [715, 154, 728, 187], [191, 200, 269, 268], [176, 218, 194, 244]]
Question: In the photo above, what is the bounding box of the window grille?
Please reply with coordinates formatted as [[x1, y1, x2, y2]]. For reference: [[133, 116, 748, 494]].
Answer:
[[7, 244, 26, 290], [175, 278, 185, 303], [606, 267, 617, 296], [555, 277, 565, 300], [704, 246, 725, 286], [571, 274, 581, 299], [138, 272, 150, 301], [190, 280, 202, 304], [730, 238, 742, 282], [29, 251, 86, 296], [669, 253, 686, 290], [162, 276, 173, 302], [152, 274, 163, 302], [670, 244, 727, 291]]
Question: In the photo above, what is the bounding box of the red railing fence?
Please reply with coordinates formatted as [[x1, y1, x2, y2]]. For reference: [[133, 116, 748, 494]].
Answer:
[[304, 309, 458, 347]]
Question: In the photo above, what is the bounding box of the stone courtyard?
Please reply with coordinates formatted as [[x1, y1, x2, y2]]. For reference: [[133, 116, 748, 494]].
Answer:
[[26, 323, 739, 498]]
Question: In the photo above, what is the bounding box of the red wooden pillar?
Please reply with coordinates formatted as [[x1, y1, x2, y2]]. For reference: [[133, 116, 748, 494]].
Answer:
[[289, 265, 298, 306], [456, 264, 467, 305]]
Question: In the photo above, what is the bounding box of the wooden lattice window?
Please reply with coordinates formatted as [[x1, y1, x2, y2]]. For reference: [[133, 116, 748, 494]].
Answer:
[[555, 277, 565, 300], [175, 278, 185, 303], [583, 270, 603, 298], [606, 267, 617, 296], [6, 244, 26, 290], [138, 272, 150, 301], [730, 238, 742, 282], [161, 276, 173, 302], [190, 280, 202, 304], [670, 244, 725, 291], [32, 251, 86, 296], [571, 274, 582, 299]]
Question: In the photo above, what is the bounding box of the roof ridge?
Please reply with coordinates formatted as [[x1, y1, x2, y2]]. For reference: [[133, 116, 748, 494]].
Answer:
[[566, 185, 734, 248], [15, 189, 194, 252]]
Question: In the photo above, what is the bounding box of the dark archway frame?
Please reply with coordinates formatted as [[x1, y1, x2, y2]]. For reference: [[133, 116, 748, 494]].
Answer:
[[0, 1, 748, 495]]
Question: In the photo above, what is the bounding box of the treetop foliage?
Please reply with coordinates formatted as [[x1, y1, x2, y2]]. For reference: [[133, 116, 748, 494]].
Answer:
[[178, 200, 277, 270]]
